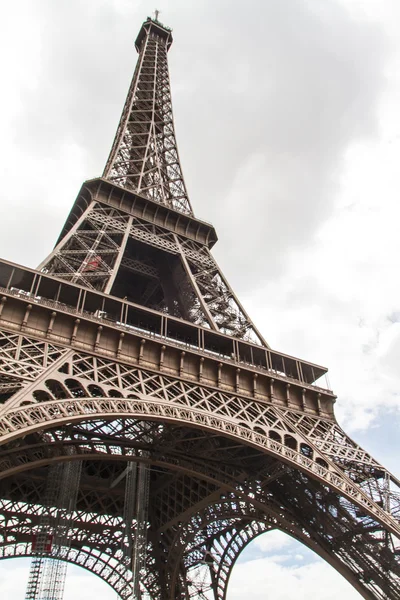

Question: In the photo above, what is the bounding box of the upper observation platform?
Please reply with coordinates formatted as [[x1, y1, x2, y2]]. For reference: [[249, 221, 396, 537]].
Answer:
[[135, 16, 173, 52]]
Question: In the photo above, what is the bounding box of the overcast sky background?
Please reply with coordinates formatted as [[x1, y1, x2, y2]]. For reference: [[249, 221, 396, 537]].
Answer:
[[0, 0, 399, 598]]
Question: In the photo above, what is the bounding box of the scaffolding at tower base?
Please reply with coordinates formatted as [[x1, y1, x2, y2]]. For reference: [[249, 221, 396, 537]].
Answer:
[[25, 459, 82, 600]]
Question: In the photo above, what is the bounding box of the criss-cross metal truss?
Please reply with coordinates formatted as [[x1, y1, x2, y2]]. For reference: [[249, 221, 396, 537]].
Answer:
[[25, 458, 82, 599], [0, 13, 399, 600], [103, 17, 192, 214], [37, 187, 267, 345]]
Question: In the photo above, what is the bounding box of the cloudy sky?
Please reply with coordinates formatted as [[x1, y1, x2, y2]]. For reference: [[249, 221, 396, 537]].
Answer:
[[0, 0, 399, 598]]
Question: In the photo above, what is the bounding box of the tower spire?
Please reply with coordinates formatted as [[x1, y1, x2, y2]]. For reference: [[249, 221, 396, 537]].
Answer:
[[103, 17, 192, 215]]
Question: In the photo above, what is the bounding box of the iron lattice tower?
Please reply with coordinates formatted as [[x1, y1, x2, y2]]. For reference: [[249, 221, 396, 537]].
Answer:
[[0, 15, 399, 600]]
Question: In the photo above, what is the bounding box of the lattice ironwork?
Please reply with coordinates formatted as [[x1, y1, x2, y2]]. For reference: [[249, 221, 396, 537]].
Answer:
[[37, 191, 266, 343], [27, 458, 82, 600], [103, 18, 192, 214], [0, 339, 399, 598], [0, 12, 399, 600]]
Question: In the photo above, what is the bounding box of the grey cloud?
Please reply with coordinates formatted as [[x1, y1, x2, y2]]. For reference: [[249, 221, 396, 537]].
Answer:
[[0, 0, 390, 286], [11, 0, 141, 171], [171, 0, 389, 292]]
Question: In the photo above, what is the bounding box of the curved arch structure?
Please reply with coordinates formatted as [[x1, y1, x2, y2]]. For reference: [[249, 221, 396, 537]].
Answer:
[[0, 542, 131, 597], [0, 362, 399, 598], [0, 13, 400, 600], [1, 353, 399, 534]]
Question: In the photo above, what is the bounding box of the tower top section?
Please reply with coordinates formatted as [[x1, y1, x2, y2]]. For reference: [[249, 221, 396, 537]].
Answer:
[[103, 14, 192, 214], [135, 16, 173, 53]]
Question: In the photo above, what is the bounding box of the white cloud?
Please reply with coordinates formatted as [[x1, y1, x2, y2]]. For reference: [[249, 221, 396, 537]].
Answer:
[[252, 529, 292, 554], [228, 556, 360, 600], [63, 565, 116, 600], [0, 549, 362, 600], [0, 560, 115, 600], [243, 132, 400, 431]]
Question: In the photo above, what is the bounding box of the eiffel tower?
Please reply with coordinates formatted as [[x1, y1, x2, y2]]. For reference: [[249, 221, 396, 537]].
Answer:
[[0, 14, 399, 600]]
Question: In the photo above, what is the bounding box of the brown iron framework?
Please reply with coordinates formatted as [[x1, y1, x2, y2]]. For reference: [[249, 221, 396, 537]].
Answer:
[[0, 14, 399, 600]]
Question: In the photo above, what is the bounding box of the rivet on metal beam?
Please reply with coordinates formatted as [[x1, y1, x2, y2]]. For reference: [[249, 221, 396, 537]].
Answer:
[[160, 345, 166, 370], [317, 393, 322, 415], [180, 351, 185, 377], [253, 373, 258, 398], [21, 304, 32, 331], [235, 368, 240, 393], [0, 296, 7, 318], [218, 363, 223, 387], [269, 378, 275, 401], [117, 332, 125, 358], [47, 311, 57, 336], [286, 383, 291, 407], [139, 339, 146, 364], [199, 357, 204, 382], [71, 318, 81, 343], [94, 325, 103, 351]]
